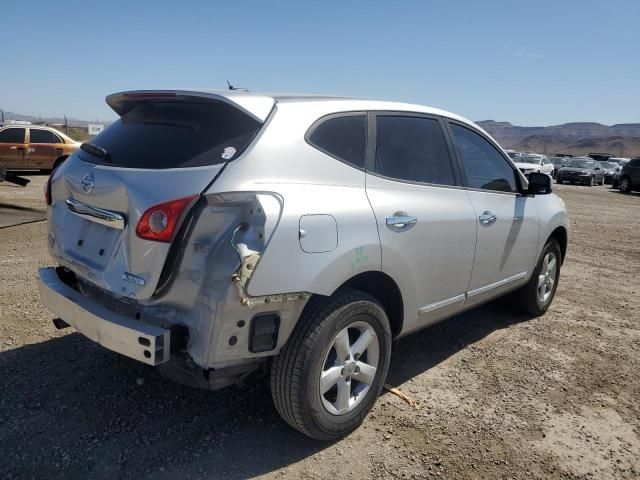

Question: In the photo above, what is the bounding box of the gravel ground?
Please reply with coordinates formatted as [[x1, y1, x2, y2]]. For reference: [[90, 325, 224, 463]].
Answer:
[[0, 176, 639, 480]]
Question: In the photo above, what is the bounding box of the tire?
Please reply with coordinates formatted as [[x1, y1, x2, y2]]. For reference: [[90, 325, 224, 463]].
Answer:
[[619, 176, 632, 194], [588, 176, 594, 187], [556, 178, 563, 184], [271, 289, 392, 440], [512, 238, 562, 316]]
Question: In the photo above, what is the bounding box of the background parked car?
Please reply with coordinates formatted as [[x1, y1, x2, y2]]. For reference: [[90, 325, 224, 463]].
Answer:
[[610, 159, 629, 188], [549, 157, 568, 178], [0, 125, 80, 171], [514, 154, 554, 178], [556, 157, 604, 186], [598, 161, 619, 184], [609, 157, 630, 166], [505, 149, 521, 160], [618, 158, 640, 193]]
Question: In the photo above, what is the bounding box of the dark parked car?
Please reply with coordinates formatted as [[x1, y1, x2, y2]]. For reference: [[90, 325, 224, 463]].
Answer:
[[618, 158, 640, 193], [549, 157, 567, 178], [556, 158, 604, 186], [598, 161, 619, 185]]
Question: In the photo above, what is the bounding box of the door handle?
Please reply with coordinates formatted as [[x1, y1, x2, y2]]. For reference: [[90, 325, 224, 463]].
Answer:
[[10, 146, 24, 151], [386, 214, 417, 229], [479, 211, 497, 225]]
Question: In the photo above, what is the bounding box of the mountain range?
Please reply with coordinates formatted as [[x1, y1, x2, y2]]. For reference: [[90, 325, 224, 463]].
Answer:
[[0, 111, 106, 127], [478, 121, 640, 157]]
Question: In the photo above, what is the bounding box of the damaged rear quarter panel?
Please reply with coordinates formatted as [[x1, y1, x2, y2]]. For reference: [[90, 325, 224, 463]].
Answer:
[[151, 102, 384, 369]]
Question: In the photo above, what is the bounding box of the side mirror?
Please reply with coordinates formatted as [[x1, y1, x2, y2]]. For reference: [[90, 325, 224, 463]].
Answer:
[[595, 167, 600, 171], [527, 172, 552, 195]]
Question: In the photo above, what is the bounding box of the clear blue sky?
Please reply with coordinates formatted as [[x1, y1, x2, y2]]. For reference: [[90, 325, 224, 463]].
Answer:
[[1, 0, 638, 125]]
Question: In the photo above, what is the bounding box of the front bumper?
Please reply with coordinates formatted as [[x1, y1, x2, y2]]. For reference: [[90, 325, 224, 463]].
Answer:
[[557, 174, 590, 183], [38, 267, 171, 366]]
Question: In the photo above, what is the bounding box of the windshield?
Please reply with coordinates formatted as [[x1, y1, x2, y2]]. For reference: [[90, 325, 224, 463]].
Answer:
[[518, 156, 541, 164], [567, 159, 594, 169], [507, 151, 520, 159], [599, 162, 616, 169]]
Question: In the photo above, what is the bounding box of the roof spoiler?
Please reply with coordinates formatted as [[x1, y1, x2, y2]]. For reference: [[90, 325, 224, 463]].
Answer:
[[106, 90, 275, 123]]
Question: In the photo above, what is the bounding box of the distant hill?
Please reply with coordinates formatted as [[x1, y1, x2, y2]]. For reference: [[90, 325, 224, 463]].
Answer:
[[478, 121, 640, 157], [1, 111, 108, 127]]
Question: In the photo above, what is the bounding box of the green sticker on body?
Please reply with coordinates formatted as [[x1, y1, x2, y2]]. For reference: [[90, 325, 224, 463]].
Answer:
[[350, 247, 369, 269]]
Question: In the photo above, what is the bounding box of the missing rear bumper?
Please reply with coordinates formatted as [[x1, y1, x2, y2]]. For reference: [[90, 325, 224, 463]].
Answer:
[[38, 267, 171, 366]]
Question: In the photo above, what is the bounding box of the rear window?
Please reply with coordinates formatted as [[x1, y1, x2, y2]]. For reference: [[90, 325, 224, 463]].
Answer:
[[79, 101, 261, 168], [307, 114, 366, 168]]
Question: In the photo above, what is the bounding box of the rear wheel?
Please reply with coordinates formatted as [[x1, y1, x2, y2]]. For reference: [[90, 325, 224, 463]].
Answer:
[[513, 238, 562, 316], [620, 176, 632, 193], [271, 290, 392, 440]]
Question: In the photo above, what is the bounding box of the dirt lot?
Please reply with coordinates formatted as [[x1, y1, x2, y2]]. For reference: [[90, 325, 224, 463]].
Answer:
[[0, 176, 638, 480]]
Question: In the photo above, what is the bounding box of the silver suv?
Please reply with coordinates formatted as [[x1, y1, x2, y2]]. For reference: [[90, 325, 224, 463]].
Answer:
[[39, 90, 569, 440]]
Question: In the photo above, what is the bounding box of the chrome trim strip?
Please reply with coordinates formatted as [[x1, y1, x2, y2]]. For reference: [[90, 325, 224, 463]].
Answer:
[[65, 198, 126, 230], [467, 271, 528, 298], [419, 293, 466, 314]]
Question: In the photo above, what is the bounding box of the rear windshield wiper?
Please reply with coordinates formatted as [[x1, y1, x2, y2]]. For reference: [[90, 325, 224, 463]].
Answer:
[[80, 142, 110, 161]]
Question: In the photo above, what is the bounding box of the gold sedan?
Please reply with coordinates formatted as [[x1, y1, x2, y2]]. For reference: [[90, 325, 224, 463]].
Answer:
[[0, 125, 80, 171]]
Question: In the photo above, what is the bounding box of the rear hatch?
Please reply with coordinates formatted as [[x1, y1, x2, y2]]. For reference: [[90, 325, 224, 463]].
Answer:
[[48, 91, 271, 301]]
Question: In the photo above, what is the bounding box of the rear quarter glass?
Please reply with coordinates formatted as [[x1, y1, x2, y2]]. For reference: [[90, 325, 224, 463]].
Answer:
[[78, 101, 261, 169]]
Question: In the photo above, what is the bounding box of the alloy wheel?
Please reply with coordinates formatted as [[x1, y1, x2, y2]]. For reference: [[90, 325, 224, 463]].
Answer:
[[537, 252, 557, 304], [320, 321, 380, 415]]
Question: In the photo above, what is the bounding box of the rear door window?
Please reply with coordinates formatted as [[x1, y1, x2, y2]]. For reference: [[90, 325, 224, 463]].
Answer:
[[307, 114, 366, 168], [30, 129, 61, 144], [0, 128, 26, 143], [449, 123, 517, 193], [374, 115, 456, 186], [78, 101, 261, 168]]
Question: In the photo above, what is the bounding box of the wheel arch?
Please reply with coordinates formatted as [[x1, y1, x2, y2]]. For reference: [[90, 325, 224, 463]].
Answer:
[[548, 226, 568, 265], [53, 155, 68, 170], [326, 270, 404, 338]]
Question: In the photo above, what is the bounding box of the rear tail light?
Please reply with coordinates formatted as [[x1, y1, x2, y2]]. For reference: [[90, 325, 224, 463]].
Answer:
[[135, 195, 198, 242]]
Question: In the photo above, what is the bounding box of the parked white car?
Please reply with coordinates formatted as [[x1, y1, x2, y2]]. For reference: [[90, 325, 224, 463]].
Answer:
[[38, 90, 570, 440], [514, 154, 554, 177]]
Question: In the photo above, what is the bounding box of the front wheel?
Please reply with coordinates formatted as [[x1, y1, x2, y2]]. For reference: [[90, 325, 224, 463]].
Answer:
[[271, 290, 392, 440], [512, 238, 562, 316], [620, 176, 632, 193], [588, 176, 594, 187]]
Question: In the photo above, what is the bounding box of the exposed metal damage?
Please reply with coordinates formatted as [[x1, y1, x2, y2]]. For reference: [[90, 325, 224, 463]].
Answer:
[[230, 222, 310, 308]]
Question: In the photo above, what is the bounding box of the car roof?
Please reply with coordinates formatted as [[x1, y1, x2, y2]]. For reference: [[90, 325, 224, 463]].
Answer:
[[219, 90, 477, 125], [106, 89, 483, 134]]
